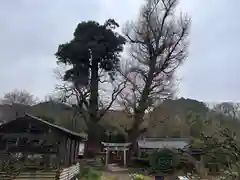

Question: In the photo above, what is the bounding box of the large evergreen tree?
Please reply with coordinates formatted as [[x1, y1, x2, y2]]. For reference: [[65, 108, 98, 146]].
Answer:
[[55, 19, 126, 143]]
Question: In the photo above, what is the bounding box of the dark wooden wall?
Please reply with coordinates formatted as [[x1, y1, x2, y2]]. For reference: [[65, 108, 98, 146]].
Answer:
[[0, 116, 81, 169]]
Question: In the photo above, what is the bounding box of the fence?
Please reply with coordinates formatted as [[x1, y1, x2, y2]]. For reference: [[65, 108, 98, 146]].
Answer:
[[58, 162, 80, 180], [14, 171, 57, 180], [8, 162, 80, 180]]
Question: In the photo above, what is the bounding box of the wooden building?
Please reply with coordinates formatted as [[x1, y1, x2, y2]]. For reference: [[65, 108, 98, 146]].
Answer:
[[137, 138, 189, 157], [0, 114, 86, 171]]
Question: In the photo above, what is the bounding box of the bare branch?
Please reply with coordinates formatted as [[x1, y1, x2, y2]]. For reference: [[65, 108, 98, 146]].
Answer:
[[98, 80, 128, 120], [119, 0, 190, 142], [3, 89, 38, 105], [214, 102, 240, 120]]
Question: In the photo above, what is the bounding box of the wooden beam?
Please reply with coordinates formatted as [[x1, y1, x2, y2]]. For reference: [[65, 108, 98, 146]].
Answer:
[[1, 133, 44, 139], [103, 147, 129, 151], [101, 142, 131, 147], [6, 148, 58, 154]]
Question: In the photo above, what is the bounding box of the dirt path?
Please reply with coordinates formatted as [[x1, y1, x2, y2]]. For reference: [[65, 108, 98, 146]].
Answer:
[[102, 171, 130, 180]]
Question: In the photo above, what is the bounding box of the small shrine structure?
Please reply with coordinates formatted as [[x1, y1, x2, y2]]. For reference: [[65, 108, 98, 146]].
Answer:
[[101, 142, 131, 167]]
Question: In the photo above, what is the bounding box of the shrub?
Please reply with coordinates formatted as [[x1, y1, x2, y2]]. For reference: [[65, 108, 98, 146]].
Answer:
[[149, 148, 180, 174], [80, 167, 101, 180], [80, 166, 91, 177], [133, 159, 149, 167], [87, 168, 101, 180], [129, 173, 145, 180]]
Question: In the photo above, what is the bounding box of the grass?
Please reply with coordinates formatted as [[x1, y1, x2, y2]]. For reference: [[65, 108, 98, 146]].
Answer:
[[79, 166, 102, 180], [101, 172, 152, 180]]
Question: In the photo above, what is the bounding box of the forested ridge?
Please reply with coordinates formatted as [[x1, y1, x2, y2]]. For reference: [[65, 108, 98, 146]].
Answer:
[[1, 98, 239, 141]]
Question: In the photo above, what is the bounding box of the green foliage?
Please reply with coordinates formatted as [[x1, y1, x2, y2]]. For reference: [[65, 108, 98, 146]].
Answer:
[[55, 19, 125, 85], [162, 98, 209, 115], [149, 148, 180, 174], [55, 19, 126, 141], [103, 133, 127, 143], [189, 115, 204, 138], [129, 173, 145, 180], [191, 138, 204, 148], [196, 128, 240, 174], [80, 166, 90, 177], [80, 167, 101, 180], [147, 98, 210, 138], [31, 101, 87, 133]]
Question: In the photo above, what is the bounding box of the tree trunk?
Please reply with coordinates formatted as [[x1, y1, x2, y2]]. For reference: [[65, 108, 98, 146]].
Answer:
[[127, 112, 146, 161], [85, 57, 100, 158], [128, 131, 138, 152], [89, 57, 99, 123], [128, 125, 141, 161], [84, 123, 102, 158]]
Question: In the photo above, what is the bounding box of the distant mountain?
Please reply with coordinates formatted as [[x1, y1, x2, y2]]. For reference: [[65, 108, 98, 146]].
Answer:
[[30, 101, 87, 133], [146, 98, 240, 139], [0, 103, 30, 121], [0, 101, 86, 132]]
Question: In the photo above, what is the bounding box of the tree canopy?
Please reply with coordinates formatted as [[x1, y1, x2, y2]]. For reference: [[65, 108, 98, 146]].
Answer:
[[55, 19, 125, 86]]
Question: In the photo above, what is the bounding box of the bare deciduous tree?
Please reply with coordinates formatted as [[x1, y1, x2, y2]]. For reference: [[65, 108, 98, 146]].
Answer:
[[3, 89, 37, 105], [118, 0, 191, 148], [214, 102, 240, 120]]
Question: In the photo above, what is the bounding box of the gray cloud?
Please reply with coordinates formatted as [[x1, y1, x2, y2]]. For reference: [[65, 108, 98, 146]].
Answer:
[[0, 0, 102, 98], [178, 0, 240, 102], [0, 0, 239, 102]]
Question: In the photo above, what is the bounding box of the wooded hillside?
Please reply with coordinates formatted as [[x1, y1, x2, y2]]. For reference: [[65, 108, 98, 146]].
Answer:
[[0, 98, 240, 140]]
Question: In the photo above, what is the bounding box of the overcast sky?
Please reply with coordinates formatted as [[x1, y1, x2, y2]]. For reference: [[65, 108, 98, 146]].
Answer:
[[0, 0, 239, 102]]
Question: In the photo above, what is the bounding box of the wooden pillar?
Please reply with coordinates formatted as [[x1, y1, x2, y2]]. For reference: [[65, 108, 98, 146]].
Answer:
[[70, 139, 73, 165], [58, 137, 66, 167], [123, 149, 127, 167], [69, 139, 73, 165], [75, 140, 78, 161], [76, 140, 80, 158], [69, 139, 72, 166], [43, 154, 50, 169], [65, 137, 70, 166], [73, 140, 76, 163], [105, 147, 109, 167], [76, 140, 80, 159], [71, 139, 75, 164]]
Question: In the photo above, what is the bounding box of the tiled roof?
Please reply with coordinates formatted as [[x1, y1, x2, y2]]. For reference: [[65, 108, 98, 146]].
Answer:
[[138, 138, 189, 149], [0, 114, 87, 140], [26, 114, 87, 139]]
